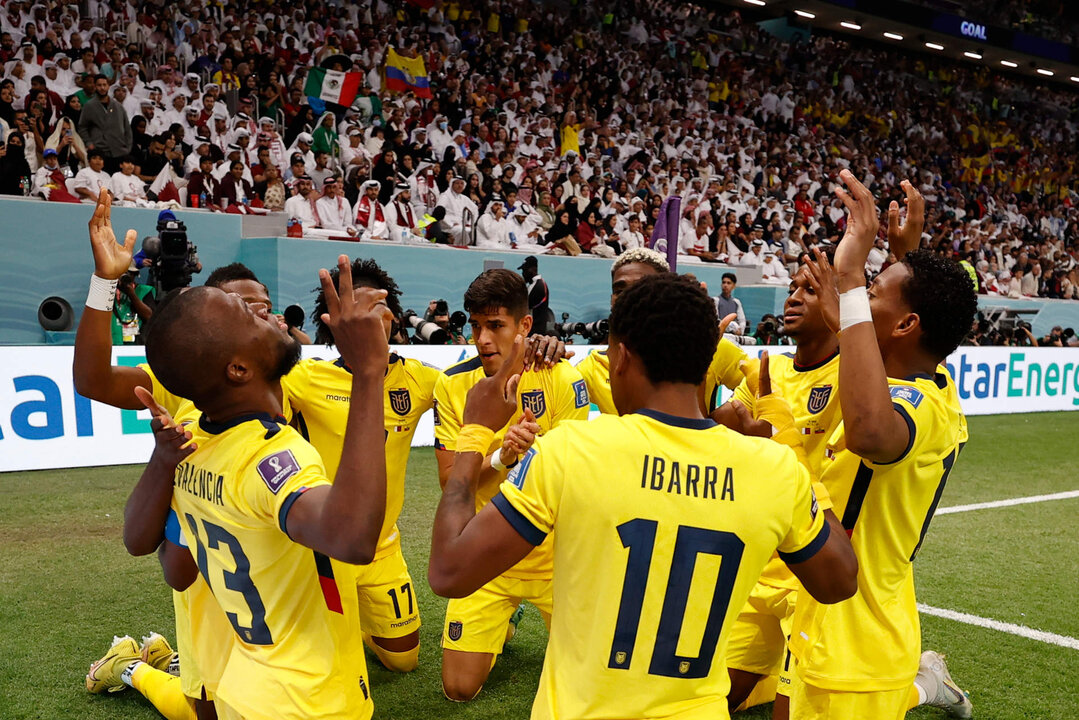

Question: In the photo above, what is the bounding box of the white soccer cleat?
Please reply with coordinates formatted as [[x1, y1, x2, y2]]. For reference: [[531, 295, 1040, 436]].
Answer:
[[916, 650, 972, 718]]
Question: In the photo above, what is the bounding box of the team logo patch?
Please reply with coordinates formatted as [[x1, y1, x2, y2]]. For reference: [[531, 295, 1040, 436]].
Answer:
[[520, 390, 547, 418], [613, 651, 627, 666], [389, 388, 412, 416], [448, 621, 463, 641], [256, 450, 300, 494], [810, 489, 819, 520], [889, 385, 924, 408], [678, 661, 691, 675], [572, 379, 589, 408], [807, 385, 833, 414]]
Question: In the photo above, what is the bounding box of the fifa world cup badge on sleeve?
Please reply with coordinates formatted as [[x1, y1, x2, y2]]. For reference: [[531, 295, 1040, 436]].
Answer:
[[572, 379, 589, 408], [889, 385, 924, 408], [257, 450, 300, 493]]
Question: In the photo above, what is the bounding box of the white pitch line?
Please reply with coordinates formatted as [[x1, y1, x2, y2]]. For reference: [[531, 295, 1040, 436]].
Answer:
[[936, 490, 1079, 515], [918, 604, 1079, 650]]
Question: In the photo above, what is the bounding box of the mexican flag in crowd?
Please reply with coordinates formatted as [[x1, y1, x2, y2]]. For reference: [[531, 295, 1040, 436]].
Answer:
[[304, 67, 363, 107]]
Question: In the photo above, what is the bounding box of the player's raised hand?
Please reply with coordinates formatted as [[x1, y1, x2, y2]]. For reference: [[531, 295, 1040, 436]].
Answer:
[[885, 179, 925, 259], [88, 188, 137, 280], [500, 408, 540, 463], [135, 386, 196, 467], [729, 352, 775, 438], [833, 169, 880, 283], [463, 335, 525, 431], [803, 248, 840, 334], [719, 312, 738, 336], [319, 255, 391, 376], [523, 334, 574, 371]]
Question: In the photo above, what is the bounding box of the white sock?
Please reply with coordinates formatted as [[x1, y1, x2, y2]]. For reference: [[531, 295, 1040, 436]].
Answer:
[[915, 679, 929, 705], [120, 660, 143, 687]]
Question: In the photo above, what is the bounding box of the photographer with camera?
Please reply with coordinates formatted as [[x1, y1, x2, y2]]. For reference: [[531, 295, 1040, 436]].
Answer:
[[414, 299, 468, 345], [111, 266, 155, 345], [141, 210, 202, 293], [752, 313, 789, 346]]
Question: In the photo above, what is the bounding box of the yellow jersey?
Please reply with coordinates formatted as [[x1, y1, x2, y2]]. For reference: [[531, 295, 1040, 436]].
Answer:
[[433, 356, 589, 579], [280, 354, 440, 560], [790, 370, 966, 692], [141, 364, 233, 698], [731, 351, 841, 591], [704, 339, 749, 412], [172, 413, 372, 720], [575, 349, 613, 414], [578, 339, 746, 417], [495, 410, 827, 720]]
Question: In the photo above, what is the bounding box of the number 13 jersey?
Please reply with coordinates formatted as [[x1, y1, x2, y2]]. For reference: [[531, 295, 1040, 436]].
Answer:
[[171, 412, 372, 720], [492, 410, 827, 720]]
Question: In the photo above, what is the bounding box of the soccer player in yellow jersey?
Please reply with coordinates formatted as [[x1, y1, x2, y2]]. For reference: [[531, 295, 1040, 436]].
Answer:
[[130, 255, 392, 720], [75, 192, 289, 720], [788, 169, 977, 720], [277, 258, 437, 673], [575, 248, 746, 416], [433, 268, 590, 701], [428, 273, 859, 720], [713, 264, 842, 718]]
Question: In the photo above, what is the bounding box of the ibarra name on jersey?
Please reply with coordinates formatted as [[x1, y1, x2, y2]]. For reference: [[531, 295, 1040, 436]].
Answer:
[[175, 462, 225, 506], [640, 454, 735, 501]]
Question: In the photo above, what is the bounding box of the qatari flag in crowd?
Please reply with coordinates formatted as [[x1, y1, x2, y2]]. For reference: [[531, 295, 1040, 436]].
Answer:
[[649, 195, 681, 272]]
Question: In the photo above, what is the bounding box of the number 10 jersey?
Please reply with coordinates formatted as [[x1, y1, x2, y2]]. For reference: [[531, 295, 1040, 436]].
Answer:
[[492, 409, 827, 720], [171, 412, 372, 720]]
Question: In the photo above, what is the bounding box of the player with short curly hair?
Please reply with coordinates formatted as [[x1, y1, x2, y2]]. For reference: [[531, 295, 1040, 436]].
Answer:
[[792, 169, 976, 720], [428, 271, 858, 720]]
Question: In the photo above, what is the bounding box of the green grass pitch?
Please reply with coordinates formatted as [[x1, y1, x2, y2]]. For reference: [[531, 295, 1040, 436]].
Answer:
[[1, 412, 1077, 719]]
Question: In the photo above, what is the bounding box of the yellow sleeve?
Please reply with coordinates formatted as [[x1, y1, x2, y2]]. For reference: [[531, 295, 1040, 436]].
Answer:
[[432, 374, 461, 451], [731, 376, 755, 414], [412, 362, 442, 414], [878, 382, 933, 466], [492, 432, 567, 544], [138, 363, 187, 417], [242, 435, 331, 536], [551, 363, 590, 422], [776, 456, 828, 563], [713, 338, 748, 391]]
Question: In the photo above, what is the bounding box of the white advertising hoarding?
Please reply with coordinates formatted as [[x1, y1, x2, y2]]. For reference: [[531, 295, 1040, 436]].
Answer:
[[1, 345, 1076, 473]]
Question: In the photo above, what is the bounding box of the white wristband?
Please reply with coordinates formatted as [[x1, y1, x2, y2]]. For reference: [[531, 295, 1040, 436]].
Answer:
[[838, 286, 872, 331], [490, 452, 518, 473], [86, 274, 118, 312]]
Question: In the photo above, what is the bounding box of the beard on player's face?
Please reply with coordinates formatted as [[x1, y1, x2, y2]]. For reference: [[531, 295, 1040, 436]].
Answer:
[[270, 334, 303, 381]]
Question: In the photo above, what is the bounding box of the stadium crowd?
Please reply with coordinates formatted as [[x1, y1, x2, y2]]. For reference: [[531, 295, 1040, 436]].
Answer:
[[2, 0, 1079, 303]]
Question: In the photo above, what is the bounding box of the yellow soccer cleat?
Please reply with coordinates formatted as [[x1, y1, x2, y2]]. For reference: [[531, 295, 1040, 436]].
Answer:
[[85, 635, 140, 694], [140, 633, 179, 676]]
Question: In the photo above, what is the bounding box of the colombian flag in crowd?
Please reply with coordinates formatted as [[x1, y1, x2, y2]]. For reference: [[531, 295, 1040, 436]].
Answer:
[[385, 47, 432, 98]]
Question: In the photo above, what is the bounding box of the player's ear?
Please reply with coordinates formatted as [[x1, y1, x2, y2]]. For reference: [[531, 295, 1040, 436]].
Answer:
[[893, 311, 920, 340], [226, 357, 254, 384], [519, 313, 533, 335]]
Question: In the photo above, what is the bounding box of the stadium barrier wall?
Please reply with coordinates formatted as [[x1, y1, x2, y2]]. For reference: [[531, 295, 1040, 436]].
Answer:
[[1, 345, 1076, 473], [4, 199, 1077, 345]]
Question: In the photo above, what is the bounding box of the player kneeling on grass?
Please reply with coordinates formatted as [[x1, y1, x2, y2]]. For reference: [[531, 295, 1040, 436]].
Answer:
[[432, 268, 590, 701], [123, 255, 392, 720], [429, 273, 859, 720], [784, 169, 976, 720]]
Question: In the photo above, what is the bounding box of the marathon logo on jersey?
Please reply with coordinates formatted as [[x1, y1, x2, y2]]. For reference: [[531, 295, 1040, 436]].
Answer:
[[389, 388, 412, 416], [889, 384, 924, 408], [257, 449, 300, 494], [448, 621, 463, 641], [572, 379, 589, 408], [520, 390, 547, 418], [807, 385, 832, 414]]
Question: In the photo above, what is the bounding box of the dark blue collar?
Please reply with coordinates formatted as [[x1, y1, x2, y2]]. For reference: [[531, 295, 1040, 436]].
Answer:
[[199, 412, 286, 435], [334, 352, 400, 375], [634, 408, 717, 430]]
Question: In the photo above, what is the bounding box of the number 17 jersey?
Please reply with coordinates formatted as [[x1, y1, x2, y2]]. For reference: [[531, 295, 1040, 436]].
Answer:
[[494, 410, 827, 720]]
